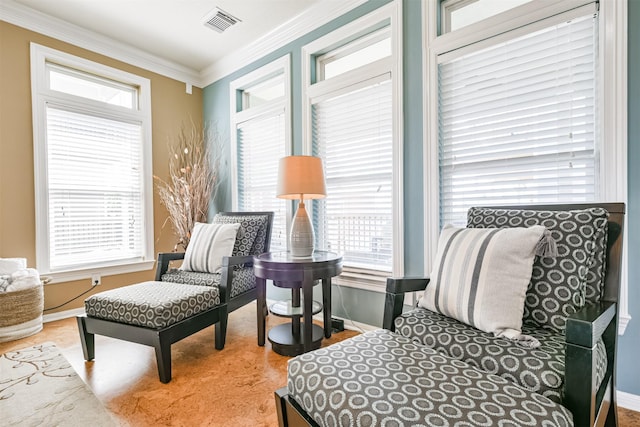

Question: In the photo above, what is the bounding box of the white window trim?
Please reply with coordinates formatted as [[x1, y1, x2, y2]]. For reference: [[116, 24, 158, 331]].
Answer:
[[30, 43, 155, 283], [229, 54, 292, 229], [315, 26, 391, 82], [422, 0, 630, 334], [440, 0, 477, 34], [302, 1, 404, 292]]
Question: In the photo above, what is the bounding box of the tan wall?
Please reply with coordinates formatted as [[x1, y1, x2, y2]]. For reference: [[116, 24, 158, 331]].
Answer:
[[0, 21, 203, 314]]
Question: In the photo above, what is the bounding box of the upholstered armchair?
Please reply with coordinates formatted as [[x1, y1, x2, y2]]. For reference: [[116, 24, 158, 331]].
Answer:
[[383, 203, 624, 427], [78, 211, 273, 383], [155, 211, 274, 347]]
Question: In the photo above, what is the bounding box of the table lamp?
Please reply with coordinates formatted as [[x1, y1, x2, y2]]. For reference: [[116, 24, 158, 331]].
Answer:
[[277, 156, 326, 257]]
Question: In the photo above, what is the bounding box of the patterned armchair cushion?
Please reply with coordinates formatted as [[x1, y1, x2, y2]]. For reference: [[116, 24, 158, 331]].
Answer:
[[583, 215, 609, 305], [225, 267, 256, 297], [467, 207, 609, 332], [84, 281, 220, 329], [161, 267, 256, 299], [212, 214, 270, 257], [395, 307, 608, 404], [288, 329, 573, 427]]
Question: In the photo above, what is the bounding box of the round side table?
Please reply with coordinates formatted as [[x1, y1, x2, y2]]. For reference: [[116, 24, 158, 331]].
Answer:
[[254, 251, 342, 356]]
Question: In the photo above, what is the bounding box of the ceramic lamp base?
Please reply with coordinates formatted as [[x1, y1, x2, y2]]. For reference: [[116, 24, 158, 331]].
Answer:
[[290, 202, 314, 257]]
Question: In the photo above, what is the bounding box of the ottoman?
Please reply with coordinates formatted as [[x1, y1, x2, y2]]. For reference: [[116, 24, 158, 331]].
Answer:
[[276, 329, 573, 427], [77, 280, 225, 383]]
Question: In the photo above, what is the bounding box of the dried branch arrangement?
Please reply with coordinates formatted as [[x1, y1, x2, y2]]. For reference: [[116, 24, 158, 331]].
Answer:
[[155, 123, 219, 251]]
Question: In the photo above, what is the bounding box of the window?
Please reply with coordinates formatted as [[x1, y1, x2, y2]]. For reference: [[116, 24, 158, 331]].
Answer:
[[312, 79, 393, 269], [303, 2, 403, 289], [241, 73, 285, 109], [230, 56, 291, 252], [441, 0, 533, 34], [47, 63, 137, 108], [316, 27, 392, 81], [438, 13, 598, 226], [31, 44, 154, 281], [424, 0, 629, 331]]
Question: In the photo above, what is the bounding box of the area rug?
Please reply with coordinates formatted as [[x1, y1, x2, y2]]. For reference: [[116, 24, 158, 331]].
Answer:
[[0, 342, 118, 426]]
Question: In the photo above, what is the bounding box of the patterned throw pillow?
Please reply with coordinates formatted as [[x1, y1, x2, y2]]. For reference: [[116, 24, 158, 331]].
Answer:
[[212, 214, 269, 256], [467, 207, 609, 332], [419, 224, 546, 344], [180, 222, 240, 273]]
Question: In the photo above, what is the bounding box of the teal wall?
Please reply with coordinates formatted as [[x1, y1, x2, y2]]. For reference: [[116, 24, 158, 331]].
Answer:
[[203, 0, 640, 396], [616, 0, 640, 397]]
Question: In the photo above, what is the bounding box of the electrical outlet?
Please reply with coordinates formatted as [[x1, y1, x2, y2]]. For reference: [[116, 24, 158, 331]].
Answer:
[[331, 317, 345, 332], [91, 274, 101, 286]]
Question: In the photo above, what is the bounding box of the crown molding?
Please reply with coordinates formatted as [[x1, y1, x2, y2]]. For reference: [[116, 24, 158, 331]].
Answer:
[[0, 0, 202, 86], [1, 0, 368, 88], [199, 0, 368, 86]]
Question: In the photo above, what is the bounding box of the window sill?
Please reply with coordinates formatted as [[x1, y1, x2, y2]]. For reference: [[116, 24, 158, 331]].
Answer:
[[44, 260, 156, 284], [332, 267, 390, 293]]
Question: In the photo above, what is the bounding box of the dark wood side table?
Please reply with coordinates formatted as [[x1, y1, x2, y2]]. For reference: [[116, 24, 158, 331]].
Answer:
[[254, 251, 342, 356]]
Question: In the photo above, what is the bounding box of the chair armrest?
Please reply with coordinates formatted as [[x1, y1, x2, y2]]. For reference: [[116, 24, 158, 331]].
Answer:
[[222, 255, 255, 268], [155, 252, 185, 280], [386, 277, 430, 293], [382, 277, 430, 331], [565, 301, 616, 348], [564, 301, 617, 426]]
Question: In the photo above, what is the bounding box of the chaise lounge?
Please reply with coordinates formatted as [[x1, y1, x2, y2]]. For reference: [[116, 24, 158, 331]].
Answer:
[[275, 203, 624, 427]]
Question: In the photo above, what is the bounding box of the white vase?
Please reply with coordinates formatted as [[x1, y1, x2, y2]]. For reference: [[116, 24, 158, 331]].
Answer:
[[290, 202, 314, 257]]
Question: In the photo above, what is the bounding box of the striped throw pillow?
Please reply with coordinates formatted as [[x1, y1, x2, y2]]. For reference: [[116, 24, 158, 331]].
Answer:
[[419, 224, 546, 344], [180, 222, 240, 273]]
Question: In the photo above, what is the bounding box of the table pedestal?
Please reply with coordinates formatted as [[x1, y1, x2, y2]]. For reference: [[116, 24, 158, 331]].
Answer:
[[268, 323, 324, 356]]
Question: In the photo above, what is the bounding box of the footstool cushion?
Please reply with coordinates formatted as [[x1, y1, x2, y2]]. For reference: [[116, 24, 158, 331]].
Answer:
[[84, 281, 220, 329], [394, 307, 609, 403], [287, 329, 573, 427]]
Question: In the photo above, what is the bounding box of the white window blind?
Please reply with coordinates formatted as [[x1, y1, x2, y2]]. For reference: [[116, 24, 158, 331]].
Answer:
[[237, 112, 287, 251], [312, 78, 393, 271], [46, 105, 144, 270], [438, 13, 598, 226]]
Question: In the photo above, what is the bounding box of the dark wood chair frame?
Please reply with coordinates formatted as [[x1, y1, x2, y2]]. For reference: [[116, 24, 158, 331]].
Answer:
[[274, 203, 625, 427], [77, 211, 273, 384]]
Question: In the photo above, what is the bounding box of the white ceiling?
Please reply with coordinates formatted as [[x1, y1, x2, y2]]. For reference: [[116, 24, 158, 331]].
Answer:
[[3, 0, 364, 86]]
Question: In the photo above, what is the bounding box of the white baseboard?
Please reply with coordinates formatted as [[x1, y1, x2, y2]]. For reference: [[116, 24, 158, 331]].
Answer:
[[309, 312, 378, 333], [43, 307, 85, 323], [618, 391, 640, 412], [324, 314, 378, 333]]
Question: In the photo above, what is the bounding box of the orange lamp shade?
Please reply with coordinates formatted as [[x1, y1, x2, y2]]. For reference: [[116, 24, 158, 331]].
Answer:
[[276, 156, 326, 200]]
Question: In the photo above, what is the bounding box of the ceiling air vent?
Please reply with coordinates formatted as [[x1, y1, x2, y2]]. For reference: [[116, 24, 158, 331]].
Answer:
[[203, 7, 241, 33]]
